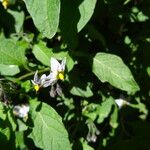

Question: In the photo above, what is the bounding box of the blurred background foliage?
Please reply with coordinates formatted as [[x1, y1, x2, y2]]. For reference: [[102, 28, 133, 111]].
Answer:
[[0, 0, 150, 149]]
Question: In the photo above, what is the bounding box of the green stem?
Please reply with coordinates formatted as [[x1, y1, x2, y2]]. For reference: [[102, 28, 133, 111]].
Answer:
[[18, 67, 50, 81]]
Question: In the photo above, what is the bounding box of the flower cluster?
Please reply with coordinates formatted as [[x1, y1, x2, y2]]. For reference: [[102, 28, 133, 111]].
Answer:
[[31, 57, 66, 97]]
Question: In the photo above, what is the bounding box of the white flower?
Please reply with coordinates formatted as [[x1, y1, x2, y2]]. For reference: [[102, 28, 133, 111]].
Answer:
[[13, 104, 30, 118], [31, 57, 66, 93], [31, 70, 51, 92], [48, 57, 66, 85], [115, 98, 129, 109]]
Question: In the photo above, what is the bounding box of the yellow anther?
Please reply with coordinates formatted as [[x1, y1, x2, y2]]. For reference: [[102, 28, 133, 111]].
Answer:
[[34, 85, 40, 92], [58, 72, 64, 80], [23, 115, 28, 122], [2, 0, 8, 9]]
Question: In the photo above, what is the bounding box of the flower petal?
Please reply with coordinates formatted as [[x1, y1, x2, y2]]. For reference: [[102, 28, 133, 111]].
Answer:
[[31, 80, 36, 85], [40, 74, 47, 80], [50, 57, 60, 72], [42, 81, 52, 87], [33, 70, 39, 82], [49, 85, 56, 97]]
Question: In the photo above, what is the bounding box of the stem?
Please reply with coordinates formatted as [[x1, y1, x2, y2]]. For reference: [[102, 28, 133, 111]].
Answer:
[[18, 67, 50, 81]]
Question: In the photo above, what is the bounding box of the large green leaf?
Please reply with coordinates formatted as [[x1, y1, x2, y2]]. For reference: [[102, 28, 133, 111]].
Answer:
[[92, 53, 140, 94], [29, 100, 71, 150], [33, 42, 74, 72], [24, 0, 60, 39], [77, 0, 97, 32], [0, 39, 27, 67]]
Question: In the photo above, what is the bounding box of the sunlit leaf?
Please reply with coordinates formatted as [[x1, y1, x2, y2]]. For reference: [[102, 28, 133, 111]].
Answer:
[[109, 105, 118, 128], [29, 100, 71, 150], [93, 52, 140, 94], [78, 0, 97, 32], [8, 9, 24, 33], [0, 64, 20, 76], [33, 42, 53, 66], [96, 97, 114, 124], [70, 83, 93, 98], [15, 131, 26, 149], [0, 38, 27, 67], [24, 0, 60, 39]]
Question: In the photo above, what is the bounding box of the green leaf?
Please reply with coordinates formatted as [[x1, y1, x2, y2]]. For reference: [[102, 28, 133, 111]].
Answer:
[[0, 38, 27, 67], [77, 0, 97, 32], [7, 110, 17, 131], [8, 9, 24, 33], [21, 80, 32, 93], [24, 0, 60, 39], [81, 140, 94, 150], [70, 83, 93, 98], [96, 97, 114, 124], [92, 53, 140, 94], [33, 42, 53, 66], [129, 98, 148, 120], [109, 105, 118, 128], [0, 64, 20, 76], [147, 67, 150, 77], [0, 102, 6, 121], [0, 127, 10, 141], [15, 131, 26, 149], [33, 42, 74, 72], [82, 103, 98, 121], [29, 100, 71, 150], [17, 119, 28, 132]]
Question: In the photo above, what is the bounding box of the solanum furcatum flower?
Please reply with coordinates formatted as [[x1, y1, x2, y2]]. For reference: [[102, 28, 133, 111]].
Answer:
[[31, 70, 51, 92], [48, 57, 66, 85], [31, 57, 66, 94]]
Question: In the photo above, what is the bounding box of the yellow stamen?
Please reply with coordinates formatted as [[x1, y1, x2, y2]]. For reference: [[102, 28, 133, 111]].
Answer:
[[57, 72, 64, 80], [2, 0, 8, 9], [23, 115, 28, 122], [34, 85, 40, 92]]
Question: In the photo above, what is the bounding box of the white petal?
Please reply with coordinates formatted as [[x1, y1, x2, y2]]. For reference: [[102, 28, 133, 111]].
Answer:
[[50, 57, 60, 72], [34, 70, 39, 82], [42, 81, 52, 87], [40, 74, 47, 80], [49, 74, 57, 85], [115, 99, 126, 109], [50, 72, 57, 80], [31, 80, 36, 85], [46, 74, 53, 80]]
